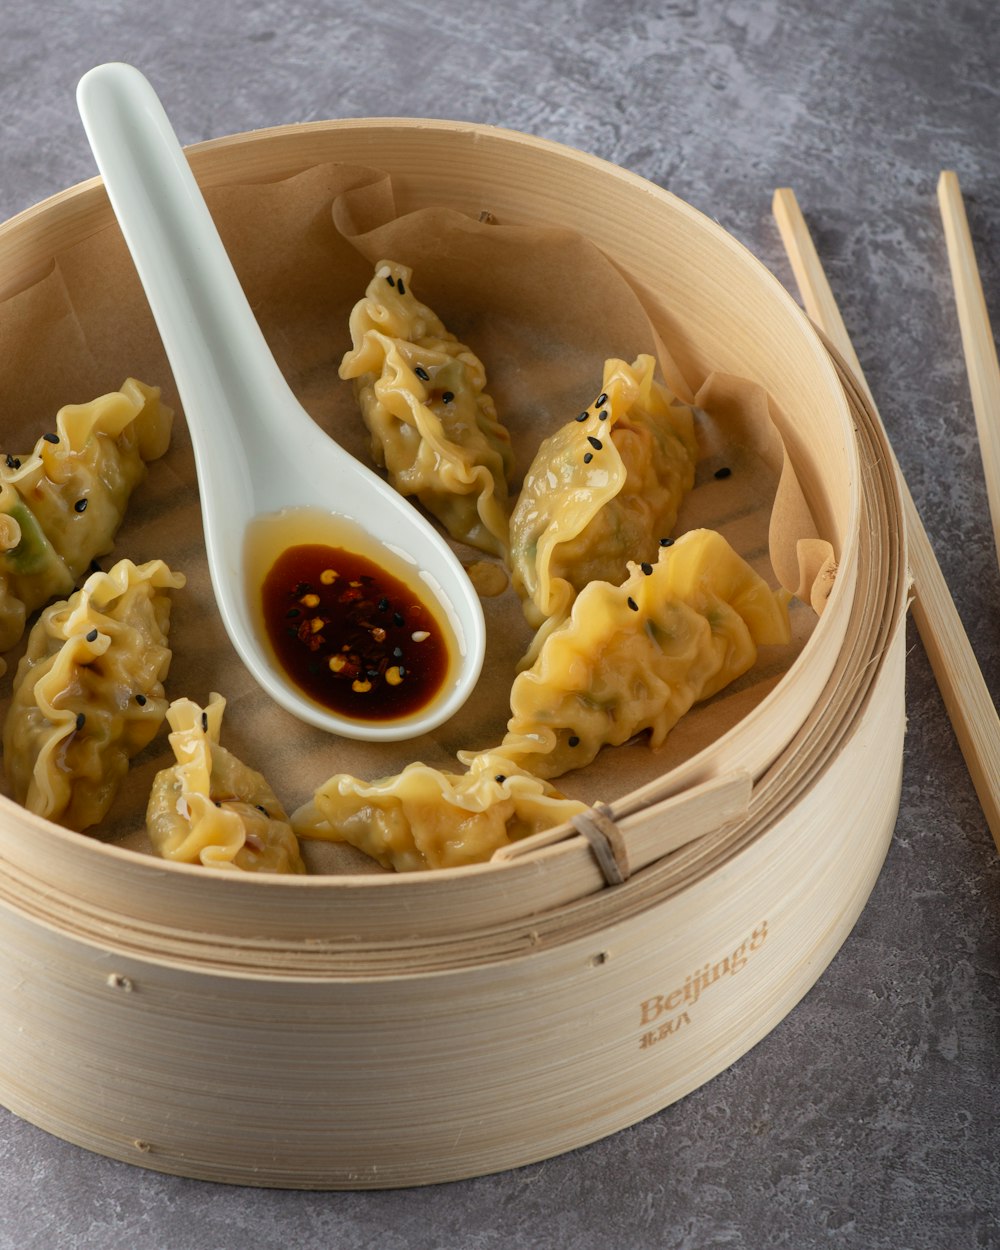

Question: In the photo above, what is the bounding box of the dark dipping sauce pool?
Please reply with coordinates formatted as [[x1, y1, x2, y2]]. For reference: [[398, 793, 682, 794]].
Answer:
[[260, 543, 450, 721]]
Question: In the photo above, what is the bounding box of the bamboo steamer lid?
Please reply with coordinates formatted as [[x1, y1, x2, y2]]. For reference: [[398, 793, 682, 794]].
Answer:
[[0, 121, 906, 1188]]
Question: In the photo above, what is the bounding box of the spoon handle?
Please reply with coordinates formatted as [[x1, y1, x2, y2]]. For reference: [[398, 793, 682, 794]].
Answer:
[[76, 63, 306, 498]]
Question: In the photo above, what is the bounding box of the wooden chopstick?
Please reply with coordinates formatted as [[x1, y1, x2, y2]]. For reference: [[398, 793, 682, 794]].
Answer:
[[937, 170, 1000, 572], [772, 187, 1000, 853]]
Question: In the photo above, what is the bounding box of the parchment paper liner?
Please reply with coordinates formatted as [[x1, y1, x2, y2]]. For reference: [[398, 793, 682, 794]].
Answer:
[[0, 161, 834, 872]]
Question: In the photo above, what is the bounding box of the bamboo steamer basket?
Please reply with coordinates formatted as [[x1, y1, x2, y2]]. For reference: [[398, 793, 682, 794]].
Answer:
[[0, 120, 907, 1189]]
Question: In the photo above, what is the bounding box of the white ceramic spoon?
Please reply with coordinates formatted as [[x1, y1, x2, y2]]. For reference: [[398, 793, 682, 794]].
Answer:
[[76, 62, 485, 742]]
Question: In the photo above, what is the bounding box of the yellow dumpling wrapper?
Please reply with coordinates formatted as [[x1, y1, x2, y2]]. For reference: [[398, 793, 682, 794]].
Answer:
[[291, 752, 586, 872], [3, 557, 185, 831], [478, 529, 791, 780], [146, 693, 305, 874], [509, 354, 697, 656], [0, 485, 73, 670], [0, 378, 173, 664], [339, 259, 514, 556]]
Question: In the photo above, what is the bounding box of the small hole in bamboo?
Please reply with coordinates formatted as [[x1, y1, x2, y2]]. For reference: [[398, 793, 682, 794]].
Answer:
[[107, 973, 134, 991], [590, 951, 610, 967]]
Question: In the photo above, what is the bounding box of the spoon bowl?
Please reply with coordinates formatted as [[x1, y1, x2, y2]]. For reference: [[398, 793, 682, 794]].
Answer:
[[76, 62, 486, 741]]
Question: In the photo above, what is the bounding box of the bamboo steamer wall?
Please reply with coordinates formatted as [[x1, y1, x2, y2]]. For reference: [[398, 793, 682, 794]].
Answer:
[[0, 121, 907, 1188]]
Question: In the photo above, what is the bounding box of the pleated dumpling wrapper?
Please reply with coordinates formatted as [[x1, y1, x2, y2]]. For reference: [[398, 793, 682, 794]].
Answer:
[[509, 354, 698, 656], [0, 378, 173, 671], [3, 558, 185, 831], [339, 259, 514, 557], [291, 752, 587, 872], [146, 693, 305, 874], [475, 529, 791, 781]]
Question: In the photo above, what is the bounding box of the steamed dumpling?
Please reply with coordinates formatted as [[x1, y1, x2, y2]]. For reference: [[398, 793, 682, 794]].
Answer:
[[339, 260, 514, 556], [0, 482, 75, 663], [509, 354, 697, 656], [146, 693, 305, 874], [477, 529, 791, 780], [0, 378, 173, 670], [291, 752, 586, 872], [3, 558, 184, 830]]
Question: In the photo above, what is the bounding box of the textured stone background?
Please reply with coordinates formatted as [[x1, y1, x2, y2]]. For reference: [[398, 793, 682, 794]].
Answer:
[[1, 1, 998, 1247]]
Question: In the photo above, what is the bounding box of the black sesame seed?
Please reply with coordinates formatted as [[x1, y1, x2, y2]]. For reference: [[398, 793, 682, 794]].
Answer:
[[386, 274, 396, 287], [568, 735, 581, 747], [75, 712, 86, 731], [714, 466, 732, 480], [201, 711, 209, 732], [378, 597, 390, 612], [442, 391, 454, 404], [414, 366, 430, 381], [575, 411, 589, 423], [641, 562, 653, 575], [397, 665, 406, 677], [494, 774, 507, 783], [627, 596, 639, 611], [397, 277, 406, 295], [392, 611, 405, 627], [659, 537, 674, 547], [74, 497, 88, 513], [595, 392, 608, 406], [86, 628, 98, 642], [135, 694, 147, 706], [392, 646, 403, 659], [587, 436, 603, 450], [43, 432, 59, 444], [598, 409, 609, 420], [583, 452, 594, 464], [4, 454, 20, 469]]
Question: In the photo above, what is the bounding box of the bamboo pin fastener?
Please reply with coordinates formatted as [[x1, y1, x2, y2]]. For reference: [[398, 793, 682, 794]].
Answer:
[[937, 170, 1000, 572], [773, 187, 1000, 854]]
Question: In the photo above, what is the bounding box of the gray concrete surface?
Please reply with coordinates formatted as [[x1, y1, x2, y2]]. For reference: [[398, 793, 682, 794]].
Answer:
[[1, 1, 998, 1247]]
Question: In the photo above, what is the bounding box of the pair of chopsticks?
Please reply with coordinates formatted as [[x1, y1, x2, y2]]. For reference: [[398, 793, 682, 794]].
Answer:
[[772, 179, 1000, 854]]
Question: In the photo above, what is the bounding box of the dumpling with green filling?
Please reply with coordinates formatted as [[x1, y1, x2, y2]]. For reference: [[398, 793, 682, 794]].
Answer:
[[339, 259, 514, 557], [3, 558, 184, 830], [0, 378, 173, 670], [291, 751, 586, 872], [146, 693, 305, 874], [475, 529, 791, 781], [0, 481, 75, 669], [509, 354, 698, 658]]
